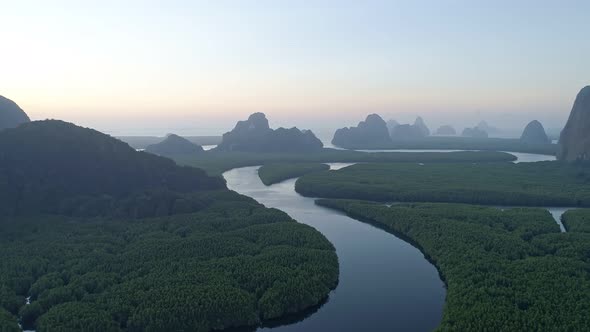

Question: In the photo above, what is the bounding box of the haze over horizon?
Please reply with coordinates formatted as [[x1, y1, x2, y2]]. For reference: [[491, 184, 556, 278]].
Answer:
[[2, 0, 589, 136]]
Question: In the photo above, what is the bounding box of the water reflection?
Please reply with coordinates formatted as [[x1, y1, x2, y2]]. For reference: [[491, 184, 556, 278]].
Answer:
[[223, 165, 446, 332]]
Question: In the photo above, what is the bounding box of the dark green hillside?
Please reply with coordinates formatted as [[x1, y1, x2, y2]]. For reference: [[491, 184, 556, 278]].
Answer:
[[258, 163, 330, 185], [0, 120, 340, 331], [296, 161, 590, 206], [316, 200, 590, 331], [0, 193, 338, 331], [0, 120, 225, 217]]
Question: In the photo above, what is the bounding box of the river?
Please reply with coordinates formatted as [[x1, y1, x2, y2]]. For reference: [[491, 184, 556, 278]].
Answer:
[[347, 148, 556, 163], [222, 149, 569, 331], [224, 163, 446, 332]]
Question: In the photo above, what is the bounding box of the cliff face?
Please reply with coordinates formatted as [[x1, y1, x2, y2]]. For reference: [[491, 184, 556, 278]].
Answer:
[[558, 86, 590, 161], [332, 114, 391, 147], [215, 113, 323, 152], [520, 120, 550, 145], [0, 95, 30, 130]]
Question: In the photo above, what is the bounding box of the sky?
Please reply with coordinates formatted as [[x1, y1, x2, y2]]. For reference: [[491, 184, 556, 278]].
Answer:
[[1, 0, 589, 137]]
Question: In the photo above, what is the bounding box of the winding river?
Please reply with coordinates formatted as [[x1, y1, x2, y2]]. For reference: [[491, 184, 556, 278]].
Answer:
[[223, 151, 570, 331], [225, 163, 445, 332]]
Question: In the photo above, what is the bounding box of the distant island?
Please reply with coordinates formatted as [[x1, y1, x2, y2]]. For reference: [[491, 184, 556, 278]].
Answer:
[[520, 120, 550, 145], [476, 120, 499, 135], [0, 95, 30, 131], [461, 126, 488, 138], [117, 135, 221, 149], [329, 114, 556, 155], [434, 125, 457, 136], [332, 114, 391, 146], [413, 116, 430, 136], [145, 134, 204, 158], [389, 117, 430, 141], [214, 112, 323, 152], [334, 114, 434, 146], [389, 124, 424, 140]]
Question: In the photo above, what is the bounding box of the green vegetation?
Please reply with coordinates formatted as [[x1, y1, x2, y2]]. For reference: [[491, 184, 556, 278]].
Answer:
[[316, 200, 590, 331], [0, 192, 338, 331], [0, 119, 339, 331], [0, 308, 19, 332], [177, 149, 516, 175], [296, 161, 590, 207], [332, 136, 558, 155], [0, 120, 225, 218], [258, 163, 330, 185], [561, 209, 590, 232]]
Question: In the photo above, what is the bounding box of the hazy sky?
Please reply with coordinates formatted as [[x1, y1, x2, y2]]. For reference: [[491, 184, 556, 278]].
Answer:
[[2, 0, 589, 136]]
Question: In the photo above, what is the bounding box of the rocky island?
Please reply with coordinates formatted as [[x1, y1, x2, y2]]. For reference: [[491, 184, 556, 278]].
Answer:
[[558, 86, 590, 161], [332, 114, 391, 147], [392, 117, 430, 140], [389, 124, 425, 140], [462, 127, 488, 138], [215, 113, 323, 152], [413, 116, 430, 136], [145, 134, 204, 158], [434, 125, 457, 136], [476, 121, 499, 135], [520, 120, 550, 144]]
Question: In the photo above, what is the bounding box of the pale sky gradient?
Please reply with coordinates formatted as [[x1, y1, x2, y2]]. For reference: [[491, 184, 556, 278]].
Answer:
[[1, 0, 589, 137]]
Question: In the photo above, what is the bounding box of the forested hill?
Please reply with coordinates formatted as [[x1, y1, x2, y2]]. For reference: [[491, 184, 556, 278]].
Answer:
[[0, 120, 225, 217], [0, 120, 340, 331]]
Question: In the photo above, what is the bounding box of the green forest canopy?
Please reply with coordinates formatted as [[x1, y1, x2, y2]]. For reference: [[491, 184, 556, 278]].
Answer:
[[0, 120, 339, 331], [0, 193, 338, 332], [561, 209, 590, 232], [316, 200, 590, 331], [0, 120, 225, 218], [296, 161, 590, 207]]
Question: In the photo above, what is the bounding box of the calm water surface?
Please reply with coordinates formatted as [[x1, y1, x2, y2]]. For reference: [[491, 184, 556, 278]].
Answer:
[[223, 164, 446, 332], [343, 148, 556, 163]]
